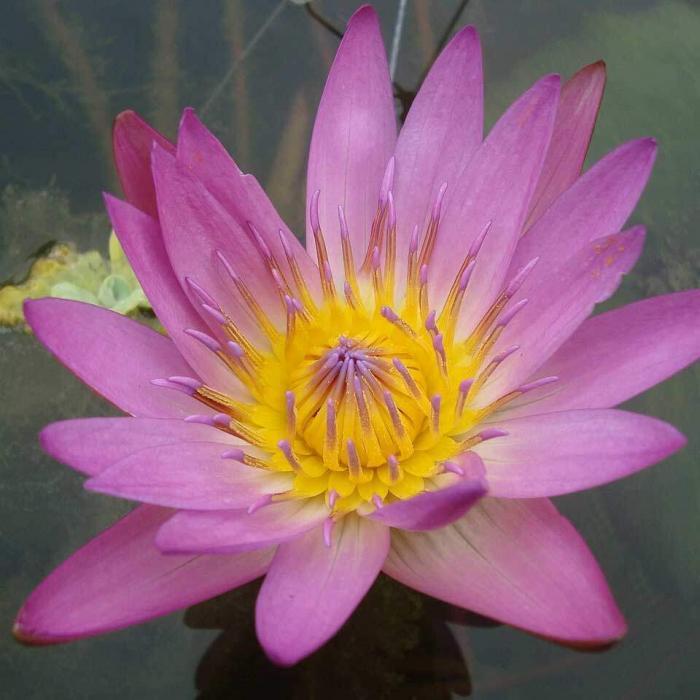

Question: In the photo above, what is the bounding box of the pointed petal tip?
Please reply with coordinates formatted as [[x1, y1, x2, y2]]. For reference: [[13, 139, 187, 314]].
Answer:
[[541, 73, 562, 89], [112, 109, 144, 134], [348, 4, 378, 25], [113, 108, 139, 124], [12, 605, 72, 647], [259, 643, 299, 668], [537, 616, 628, 649], [177, 106, 198, 131], [664, 425, 688, 455], [446, 23, 481, 47], [575, 60, 607, 78], [591, 59, 606, 76], [83, 476, 104, 494], [12, 620, 40, 647], [622, 136, 658, 159], [37, 423, 57, 458]]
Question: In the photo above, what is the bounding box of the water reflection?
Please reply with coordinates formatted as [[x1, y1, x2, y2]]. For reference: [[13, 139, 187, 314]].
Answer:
[[186, 576, 472, 699]]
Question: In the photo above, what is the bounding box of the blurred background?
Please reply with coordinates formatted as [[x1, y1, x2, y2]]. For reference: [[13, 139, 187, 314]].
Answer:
[[1, 0, 698, 697]]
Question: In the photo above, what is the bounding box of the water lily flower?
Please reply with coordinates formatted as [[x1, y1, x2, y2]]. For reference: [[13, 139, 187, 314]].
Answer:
[[14, 6, 699, 666]]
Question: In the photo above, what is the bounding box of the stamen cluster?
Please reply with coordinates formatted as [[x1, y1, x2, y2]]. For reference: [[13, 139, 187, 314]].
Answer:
[[154, 160, 553, 512]]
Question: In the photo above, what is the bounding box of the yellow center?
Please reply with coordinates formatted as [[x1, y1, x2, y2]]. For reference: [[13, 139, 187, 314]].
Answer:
[[183, 191, 539, 513], [232, 294, 485, 513]]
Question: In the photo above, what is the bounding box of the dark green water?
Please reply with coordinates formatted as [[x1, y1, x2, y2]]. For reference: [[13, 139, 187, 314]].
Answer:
[[1, 1, 698, 697]]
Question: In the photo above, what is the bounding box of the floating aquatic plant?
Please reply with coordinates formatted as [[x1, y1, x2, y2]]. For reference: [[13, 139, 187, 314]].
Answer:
[[14, 6, 700, 666], [0, 232, 151, 329]]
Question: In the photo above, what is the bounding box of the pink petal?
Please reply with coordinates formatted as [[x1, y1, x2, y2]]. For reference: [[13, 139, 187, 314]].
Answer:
[[384, 497, 626, 643], [255, 515, 389, 665], [503, 290, 700, 417], [510, 138, 656, 278], [306, 6, 396, 277], [525, 61, 606, 227], [151, 144, 282, 342], [392, 26, 483, 294], [24, 298, 201, 418], [478, 226, 645, 407], [176, 108, 321, 302], [156, 498, 329, 554], [368, 453, 487, 530], [13, 505, 272, 644], [40, 417, 238, 477], [112, 111, 174, 218], [433, 75, 560, 327], [477, 409, 685, 497], [85, 442, 292, 510], [105, 194, 237, 391]]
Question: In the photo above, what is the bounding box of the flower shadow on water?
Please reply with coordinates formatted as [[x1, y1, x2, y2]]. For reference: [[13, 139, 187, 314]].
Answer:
[[185, 575, 473, 699]]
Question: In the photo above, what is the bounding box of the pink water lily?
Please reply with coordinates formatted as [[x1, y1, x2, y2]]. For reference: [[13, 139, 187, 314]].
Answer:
[[14, 5, 700, 666]]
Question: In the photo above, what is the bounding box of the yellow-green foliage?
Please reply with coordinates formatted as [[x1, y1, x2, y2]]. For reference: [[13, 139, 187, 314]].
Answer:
[[0, 232, 150, 329]]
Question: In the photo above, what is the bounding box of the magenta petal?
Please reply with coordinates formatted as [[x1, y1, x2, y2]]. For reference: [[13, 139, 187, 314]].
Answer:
[[85, 442, 292, 510], [255, 515, 389, 666], [306, 6, 396, 277], [432, 75, 560, 327], [525, 61, 606, 226], [24, 298, 201, 418], [392, 26, 483, 293], [39, 417, 237, 477], [510, 138, 656, 278], [479, 226, 645, 406], [13, 505, 272, 644], [156, 498, 329, 554], [369, 453, 487, 530], [478, 409, 685, 497], [176, 109, 321, 302], [105, 194, 236, 391], [384, 498, 626, 643], [112, 110, 174, 218], [151, 144, 282, 341], [504, 290, 700, 417]]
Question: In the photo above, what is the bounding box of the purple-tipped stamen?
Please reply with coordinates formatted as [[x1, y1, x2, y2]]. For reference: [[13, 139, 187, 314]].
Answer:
[[328, 489, 339, 509], [185, 328, 222, 353], [431, 394, 442, 432], [468, 220, 492, 259], [497, 298, 529, 328], [201, 303, 227, 325], [518, 375, 559, 394], [443, 461, 465, 476], [379, 156, 396, 206], [322, 517, 335, 547], [310, 189, 321, 233], [278, 439, 303, 472], [215, 249, 239, 282], [387, 454, 400, 482], [226, 341, 246, 359], [506, 257, 539, 297], [185, 277, 218, 307], [184, 414, 218, 426], [221, 447, 246, 461]]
